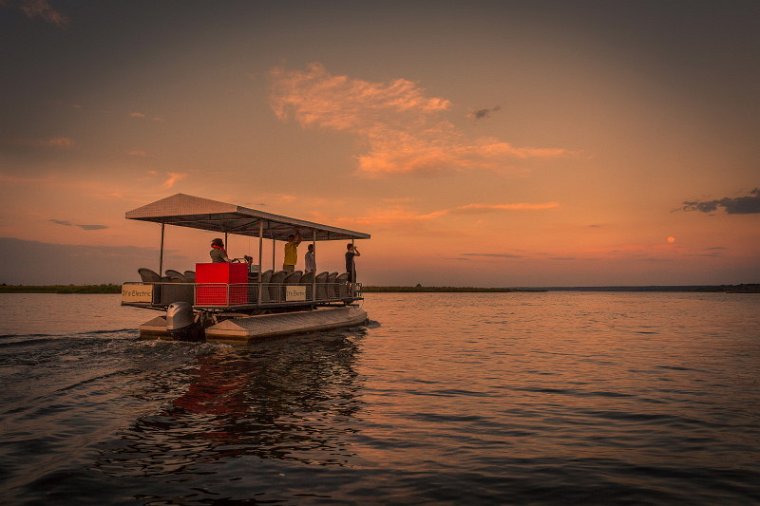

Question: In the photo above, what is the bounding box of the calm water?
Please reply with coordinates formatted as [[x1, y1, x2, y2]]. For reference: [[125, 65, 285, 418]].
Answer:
[[1, 292, 759, 504]]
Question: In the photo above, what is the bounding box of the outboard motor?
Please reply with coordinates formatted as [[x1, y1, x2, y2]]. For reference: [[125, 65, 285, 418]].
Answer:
[[166, 302, 204, 341]]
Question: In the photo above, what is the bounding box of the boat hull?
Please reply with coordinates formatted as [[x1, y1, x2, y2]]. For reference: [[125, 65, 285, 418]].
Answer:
[[139, 305, 368, 343]]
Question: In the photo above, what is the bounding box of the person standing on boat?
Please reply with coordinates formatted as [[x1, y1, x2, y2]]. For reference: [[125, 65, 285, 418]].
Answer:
[[283, 230, 301, 273], [305, 244, 316, 274], [209, 238, 231, 263], [345, 243, 360, 282]]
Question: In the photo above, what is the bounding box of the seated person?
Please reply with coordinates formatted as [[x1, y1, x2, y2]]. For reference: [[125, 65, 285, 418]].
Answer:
[[210, 238, 231, 263], [210, 238, 256, 276]]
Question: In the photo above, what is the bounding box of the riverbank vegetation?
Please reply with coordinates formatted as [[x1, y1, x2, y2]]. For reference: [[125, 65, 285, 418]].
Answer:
[[362, 286, 543, 293], [0, 284, 122, 294], [0, 283, 757, 294]]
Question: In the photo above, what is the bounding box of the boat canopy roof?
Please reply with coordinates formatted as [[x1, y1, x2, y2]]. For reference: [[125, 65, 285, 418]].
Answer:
[[126, 193, 371, 241]]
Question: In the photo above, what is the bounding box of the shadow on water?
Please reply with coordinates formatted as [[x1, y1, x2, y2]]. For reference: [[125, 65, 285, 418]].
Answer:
[[94, 329, 366, 481]]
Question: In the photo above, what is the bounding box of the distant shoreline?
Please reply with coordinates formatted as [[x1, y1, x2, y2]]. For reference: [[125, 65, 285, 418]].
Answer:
[[0, 284, 123, 294], [364, 285, 760, 293], [1, 283, 758, 294]]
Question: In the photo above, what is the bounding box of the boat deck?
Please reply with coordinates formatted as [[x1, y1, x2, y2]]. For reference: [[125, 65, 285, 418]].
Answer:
[[122, 280, 363, 312]]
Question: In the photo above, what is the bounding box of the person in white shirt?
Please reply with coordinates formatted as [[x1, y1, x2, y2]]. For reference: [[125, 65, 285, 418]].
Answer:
[[304, 244, 316, 274]]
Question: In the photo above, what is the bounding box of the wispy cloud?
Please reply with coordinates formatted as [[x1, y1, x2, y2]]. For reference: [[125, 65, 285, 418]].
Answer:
[[349, 207, 449, 226], [346, 200, 557, 227], [269, 63, 572, 176], [50, 219, 108, 231], [461, 252, 523, 259], [5, 0, 70, 27], [46, 136, 74, 148], [681, 188, 760, 214], [270, 63, 449, 131], [163, 172, 187, 189], [452, 202, 560, 213], [129, 111, 164, 122], [470, 106, 501, 120], [2, 136, 75, 150]]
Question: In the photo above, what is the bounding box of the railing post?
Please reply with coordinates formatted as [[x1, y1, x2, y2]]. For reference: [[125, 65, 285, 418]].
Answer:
[[158, 223, 165, 277], [312, 229, 317, 303], [258, 221, 264, 305]]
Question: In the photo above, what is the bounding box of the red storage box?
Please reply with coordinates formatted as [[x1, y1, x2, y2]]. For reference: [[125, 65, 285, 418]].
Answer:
[[195, 263, 248, 306]]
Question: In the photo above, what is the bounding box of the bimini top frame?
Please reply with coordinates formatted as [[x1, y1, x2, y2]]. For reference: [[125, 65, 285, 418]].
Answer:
[[126, 193, 370, 241]]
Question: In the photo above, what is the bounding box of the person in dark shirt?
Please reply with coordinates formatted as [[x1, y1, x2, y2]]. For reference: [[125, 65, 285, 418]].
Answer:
[[345, 243, 360, 282]]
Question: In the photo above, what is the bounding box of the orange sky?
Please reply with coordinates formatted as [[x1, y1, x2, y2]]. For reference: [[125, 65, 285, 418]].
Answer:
[[1, 1, 758, 286]]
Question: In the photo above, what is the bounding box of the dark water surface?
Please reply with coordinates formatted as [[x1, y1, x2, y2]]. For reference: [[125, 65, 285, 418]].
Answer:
[[1, 292, 759, 504]]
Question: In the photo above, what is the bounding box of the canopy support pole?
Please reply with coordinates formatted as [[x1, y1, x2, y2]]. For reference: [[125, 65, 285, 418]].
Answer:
[[312, 229, 317, 303], [158, 223, 165, 277], [258, 221, 264, 305], [272, 232, 276, 270]]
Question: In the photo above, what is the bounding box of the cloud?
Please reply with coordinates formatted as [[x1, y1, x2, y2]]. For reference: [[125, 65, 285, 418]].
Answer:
[[452, 202, 560, 213], [163, 172, 187, 189], [129, 112, 147, 119], [682, 188, 760, 214], [1, 136, 75, 151], [470, 106, 501, 120], [269, 63, 572, 176], [6, 0, 69, 27], [50, 219, 108, 231], [270, 63, 450, 132], [461, 252, 523, 259], [346, 200, 556, 227], [46, 136, 74, 148]]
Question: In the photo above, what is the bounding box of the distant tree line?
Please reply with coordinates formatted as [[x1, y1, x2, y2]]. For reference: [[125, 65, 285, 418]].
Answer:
[[0, 283, 757, 294], [0, 284, 121, 294]]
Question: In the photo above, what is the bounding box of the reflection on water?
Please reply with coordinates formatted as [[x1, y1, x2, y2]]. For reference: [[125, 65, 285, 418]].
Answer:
[[1, 293, 759, 504], [96, 332, 364, 478]]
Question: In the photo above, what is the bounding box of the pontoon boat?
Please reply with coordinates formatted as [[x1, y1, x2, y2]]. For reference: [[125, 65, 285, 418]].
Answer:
[[121, 194, 370, 343]]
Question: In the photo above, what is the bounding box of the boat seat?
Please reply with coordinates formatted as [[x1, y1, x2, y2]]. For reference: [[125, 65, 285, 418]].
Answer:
[[165, 269, 187, 282], [138, 268, 162, 283], [269, 270, 288, 302], [257, 269, 273, 303], [336, 272, 349, 298], [300, 271, 315, 300], [315, 271, 328, 301], [327, 272, 338, 299], [284, 271, 303, 284]]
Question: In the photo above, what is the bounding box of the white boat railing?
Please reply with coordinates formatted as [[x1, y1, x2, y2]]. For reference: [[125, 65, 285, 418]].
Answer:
[[122, 281, 363, 309]]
